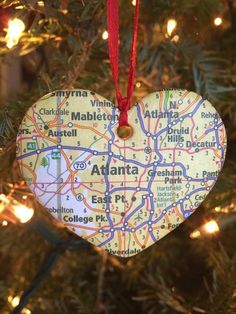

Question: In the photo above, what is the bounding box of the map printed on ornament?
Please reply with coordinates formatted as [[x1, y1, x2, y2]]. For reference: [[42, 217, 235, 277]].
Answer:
[[16, 89, 227, 257]]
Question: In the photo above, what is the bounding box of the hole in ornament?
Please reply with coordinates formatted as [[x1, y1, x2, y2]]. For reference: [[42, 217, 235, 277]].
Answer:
[[117, 125, 133, 140]]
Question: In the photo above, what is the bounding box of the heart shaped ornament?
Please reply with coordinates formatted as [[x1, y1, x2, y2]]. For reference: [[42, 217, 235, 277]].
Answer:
[[16, 89, 226, 257]]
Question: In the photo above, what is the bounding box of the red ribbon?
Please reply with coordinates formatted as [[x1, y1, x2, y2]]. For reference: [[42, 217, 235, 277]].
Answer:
[[107, 0, 140, 127]]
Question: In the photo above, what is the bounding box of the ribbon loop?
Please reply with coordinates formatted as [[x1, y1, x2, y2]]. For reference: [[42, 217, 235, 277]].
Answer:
[[107, 0, 140, 130]]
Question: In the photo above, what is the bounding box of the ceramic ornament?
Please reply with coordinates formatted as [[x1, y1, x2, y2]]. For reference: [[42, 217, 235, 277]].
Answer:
[[16, 89, 227, 257]]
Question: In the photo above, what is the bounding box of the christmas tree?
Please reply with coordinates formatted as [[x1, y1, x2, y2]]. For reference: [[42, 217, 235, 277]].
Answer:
[[0, 0, 236, 313]]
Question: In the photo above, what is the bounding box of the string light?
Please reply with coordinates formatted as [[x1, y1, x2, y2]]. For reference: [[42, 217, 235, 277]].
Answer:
[[204, 220, 219, 234], [190, 230, 201, 239], [0, 194, 34, 224], [37, 1, 44, 6], [6, 18, 25, 49], [131, 0, 136, 5], [171, 35, 179, 43], [102, 30, 108, 40], [2, 220, 8, 226], [214, 17, 223, 26], [167, 19, 177, 36], [8, 295, 31, 313], [190, 219, 220, 239], [0, 194, 9, 204], [8, 295, 20, 307], [12, 204, 34, 223], [136, 81, 141, 88]]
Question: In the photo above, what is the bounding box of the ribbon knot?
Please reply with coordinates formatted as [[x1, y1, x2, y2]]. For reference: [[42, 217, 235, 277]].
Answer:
[[118, 97, 129, 127], [118, 96, 129, 110]]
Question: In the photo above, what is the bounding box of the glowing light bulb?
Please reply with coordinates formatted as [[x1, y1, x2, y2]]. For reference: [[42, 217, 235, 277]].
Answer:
[[6, 18, 25, 49], [8, 295, 31, 313], [167, 19, 177, 36], [12, 204, 34, 223], [171, 35, 179, 43], [102, 30, 108, 40], [132, 0, 136, 6], [37, 1, 44, 6], [8, 295, 20, 307], [136, 81, 141, 88], [214, 17, 223, 26], [204, 220, 219, 234], [190, 230, 201, 239], [2, 220, 8, 226], [0, 194, 10, 204]]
